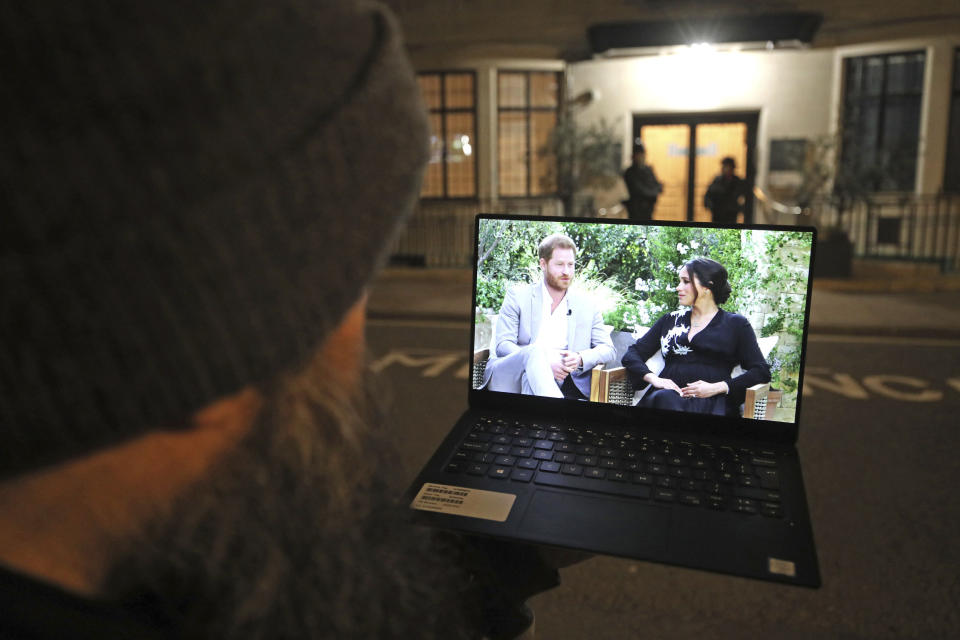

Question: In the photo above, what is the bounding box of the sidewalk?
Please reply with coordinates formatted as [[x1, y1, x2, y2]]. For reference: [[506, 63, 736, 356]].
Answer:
[[369, 267, 960, 339]]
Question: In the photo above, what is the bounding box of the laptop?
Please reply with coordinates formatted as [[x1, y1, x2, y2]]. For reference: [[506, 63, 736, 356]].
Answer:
[[405, 214, 820, 587]]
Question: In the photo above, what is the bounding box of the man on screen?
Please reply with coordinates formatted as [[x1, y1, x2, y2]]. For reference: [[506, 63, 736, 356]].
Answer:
[[482, 234, 615, 400]]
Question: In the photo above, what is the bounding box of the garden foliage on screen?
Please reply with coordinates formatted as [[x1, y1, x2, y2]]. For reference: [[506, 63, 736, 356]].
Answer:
[[475, 219, 813, 407]]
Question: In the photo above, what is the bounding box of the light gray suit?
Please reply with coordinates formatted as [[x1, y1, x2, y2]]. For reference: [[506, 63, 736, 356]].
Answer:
[[482, 282, 615, 398]]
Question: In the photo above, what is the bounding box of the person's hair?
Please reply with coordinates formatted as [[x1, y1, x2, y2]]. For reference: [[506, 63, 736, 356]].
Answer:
[[683, 257, 732, 305], [721, 156, 736, 169], [633, 140, 646, 155], [538, 233, 577, 262]]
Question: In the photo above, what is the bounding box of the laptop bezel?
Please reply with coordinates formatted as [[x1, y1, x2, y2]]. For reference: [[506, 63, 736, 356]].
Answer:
[[466, 213, 817, 446]]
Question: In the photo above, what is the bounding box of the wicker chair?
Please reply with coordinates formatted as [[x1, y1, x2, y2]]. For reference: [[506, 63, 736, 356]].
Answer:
[[472, 348, 489, 390]]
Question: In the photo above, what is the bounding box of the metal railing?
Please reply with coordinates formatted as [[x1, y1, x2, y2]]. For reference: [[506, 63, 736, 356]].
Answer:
[[807, 193, 960, 272], [389, 198, 560, 268], [393, 192, 960, 272]]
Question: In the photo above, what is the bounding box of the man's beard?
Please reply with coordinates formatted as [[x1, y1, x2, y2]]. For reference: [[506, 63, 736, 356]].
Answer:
[[100, 354, 484, 639], [545, 271, 571, 292]]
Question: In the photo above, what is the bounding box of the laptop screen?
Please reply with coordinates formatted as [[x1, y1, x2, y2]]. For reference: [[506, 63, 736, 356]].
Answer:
[[471, 215, 814, 428]]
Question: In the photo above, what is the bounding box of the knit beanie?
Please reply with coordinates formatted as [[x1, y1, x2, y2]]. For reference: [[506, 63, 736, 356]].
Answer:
[[0, 0, 429, 478]]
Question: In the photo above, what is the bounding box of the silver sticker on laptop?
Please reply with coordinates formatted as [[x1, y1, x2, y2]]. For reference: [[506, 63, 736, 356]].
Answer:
[[411, 483, 516, 522], [768, 557, 797, 577]]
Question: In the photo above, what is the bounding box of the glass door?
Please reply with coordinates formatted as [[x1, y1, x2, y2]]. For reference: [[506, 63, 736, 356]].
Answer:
[[635, 113, 757, 222]]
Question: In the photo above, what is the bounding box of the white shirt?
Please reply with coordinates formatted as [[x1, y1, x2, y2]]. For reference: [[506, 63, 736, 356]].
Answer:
[[536, 280, 568, 351]]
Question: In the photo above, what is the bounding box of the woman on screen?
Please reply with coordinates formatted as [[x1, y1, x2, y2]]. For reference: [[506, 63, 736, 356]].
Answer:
[[622, 257, 770, 416]]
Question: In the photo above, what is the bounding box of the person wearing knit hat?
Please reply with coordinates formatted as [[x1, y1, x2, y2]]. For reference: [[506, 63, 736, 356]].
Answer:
[[0, 1, 550, 638]]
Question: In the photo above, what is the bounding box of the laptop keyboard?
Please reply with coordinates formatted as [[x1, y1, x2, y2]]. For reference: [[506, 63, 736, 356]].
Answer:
[[443, 415, 784, 518]]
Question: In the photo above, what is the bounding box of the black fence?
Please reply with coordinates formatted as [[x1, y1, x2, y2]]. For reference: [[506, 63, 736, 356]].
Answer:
[[811, 193, 960, 272], [389, 199, 557, 268], [390, 193, 960, 273]]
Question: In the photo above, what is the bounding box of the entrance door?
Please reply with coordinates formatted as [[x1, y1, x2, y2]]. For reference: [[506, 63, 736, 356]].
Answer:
[[634, 113, 758, 223]]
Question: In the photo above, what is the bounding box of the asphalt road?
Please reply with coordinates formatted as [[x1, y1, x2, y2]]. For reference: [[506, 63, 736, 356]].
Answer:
[[367, 320, 960, 640]]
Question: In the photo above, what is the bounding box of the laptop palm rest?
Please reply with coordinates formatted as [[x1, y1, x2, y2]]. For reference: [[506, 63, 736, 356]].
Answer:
[[520, 489, 671, 557]]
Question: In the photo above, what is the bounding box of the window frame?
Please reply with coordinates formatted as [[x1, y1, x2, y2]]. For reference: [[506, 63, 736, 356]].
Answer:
[[496, 69, 563, 199], [838, 50, 926, 192], [944, 48, 960, 193], [418, 70, 478, 200]]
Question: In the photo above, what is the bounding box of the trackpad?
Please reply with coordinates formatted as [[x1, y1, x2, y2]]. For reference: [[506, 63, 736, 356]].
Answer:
[[520, 490, 670, 558]]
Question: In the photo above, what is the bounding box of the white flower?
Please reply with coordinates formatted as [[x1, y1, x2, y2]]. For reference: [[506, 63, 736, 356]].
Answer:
[[676, 242, 688, 254], [690, 240, 700, 249]]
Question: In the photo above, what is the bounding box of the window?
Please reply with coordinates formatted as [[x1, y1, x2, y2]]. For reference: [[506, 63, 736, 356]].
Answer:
[[945, 48, 960, 192], [418, 72, 476, 198], [840, 51, 925, 191], [497, 71, 561, 197]]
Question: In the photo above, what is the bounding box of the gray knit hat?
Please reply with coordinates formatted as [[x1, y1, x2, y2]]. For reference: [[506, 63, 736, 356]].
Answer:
[[0, 0, 429, 477]]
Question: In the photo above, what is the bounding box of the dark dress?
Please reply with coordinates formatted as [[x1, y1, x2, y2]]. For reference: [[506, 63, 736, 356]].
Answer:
[[621, 309, 770, 416]]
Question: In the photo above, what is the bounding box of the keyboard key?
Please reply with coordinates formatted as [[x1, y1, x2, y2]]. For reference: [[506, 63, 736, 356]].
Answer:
[[561, 464, 583, 476], [494, 456, 516, 467], [473, 453, 496, 464], [761, 503, 783, 518], [656, 476, 675, 488], [555, 453, 577, 463], [577, 445, 598, 455], [488, 466, 511, 479], [633, 473, 653, 484], [514, 437, 533, 447], [707, 496, 726, 510], [600, 458, 619, 469], [539, 461, 561, 473], [609, 471, 629, 482], [734, 487, 781, 502], [556, 443, 576, 453], [758, 470, 780, 489], [534, 471, 652, 499], [510, 447, 532, 458], [452, 451, 470, 461], [739, 475, 757, 487], [492, 435, 512, 445], [445, 462, 464, 473], [534, 439, 554, 450], [460, 441, 489, 452], [680, 494, 702, 507], [517, 458, 539, 470], [654, 489, 676, 502], [491, 445, 511, 455], [467, 463, 488, 476], [576, 455, 597, 466], [584, 468, 606, 479], [510, 469, 534, 482], [751, 456, 778, 468]]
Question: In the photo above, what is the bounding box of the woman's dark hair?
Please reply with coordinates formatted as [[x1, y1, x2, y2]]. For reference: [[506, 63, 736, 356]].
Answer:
[[683, 257, 732, 305]]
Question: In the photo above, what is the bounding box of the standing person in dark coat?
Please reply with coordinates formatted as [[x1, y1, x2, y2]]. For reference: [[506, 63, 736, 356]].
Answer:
[[622, 141, 663, 221], [704, 156, 749, 225]]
